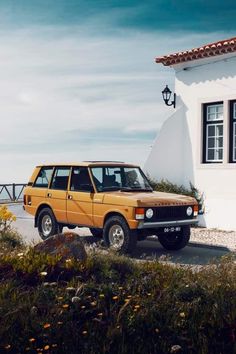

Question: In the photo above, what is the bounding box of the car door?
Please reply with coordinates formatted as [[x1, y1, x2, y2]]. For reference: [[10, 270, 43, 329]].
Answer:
[[47, 166, 71, 223], [67, 166, 94, 226]]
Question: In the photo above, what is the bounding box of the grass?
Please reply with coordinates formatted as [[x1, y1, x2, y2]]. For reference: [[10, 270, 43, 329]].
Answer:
[[0, 245, 235, 354]]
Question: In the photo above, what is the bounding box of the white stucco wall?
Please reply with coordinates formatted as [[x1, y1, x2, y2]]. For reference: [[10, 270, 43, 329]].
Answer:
[[145, 53, 236, 230]]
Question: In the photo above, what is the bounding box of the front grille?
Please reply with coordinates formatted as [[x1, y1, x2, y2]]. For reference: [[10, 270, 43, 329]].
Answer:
[[144, 206, 193, 222]]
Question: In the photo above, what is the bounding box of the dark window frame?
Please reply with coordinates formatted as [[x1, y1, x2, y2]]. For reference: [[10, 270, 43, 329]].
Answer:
[[229, 100, 236, 163], [202, 101, 224, 164]]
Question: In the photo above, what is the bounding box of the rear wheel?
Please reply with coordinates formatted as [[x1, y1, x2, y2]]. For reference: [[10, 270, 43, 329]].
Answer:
[[103, 216, 137, 254], [90, 228, 103, 238], [37, 208, 62, 240], [158, 226, 190, 250]]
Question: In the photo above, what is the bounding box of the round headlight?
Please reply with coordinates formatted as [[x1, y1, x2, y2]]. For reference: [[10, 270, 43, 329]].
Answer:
[[186, 206, 193, 216], [146, 208, 154, 219]]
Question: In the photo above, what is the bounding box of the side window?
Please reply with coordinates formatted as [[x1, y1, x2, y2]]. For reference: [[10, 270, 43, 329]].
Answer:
[[229, 101, 236, 163], [91, 167, 103, 191], [202, 102, 223, 163], [34, 167, 53, 188], [50, 167, 70, 190], [70, 167, 93, 192]]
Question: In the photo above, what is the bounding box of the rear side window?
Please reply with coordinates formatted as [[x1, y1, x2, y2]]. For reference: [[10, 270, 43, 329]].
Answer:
[[34, 167, 54, 188], [50, 167, 71, 190]]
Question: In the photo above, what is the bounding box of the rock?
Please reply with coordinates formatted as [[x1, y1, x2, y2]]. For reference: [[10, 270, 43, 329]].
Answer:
[[170, 345, 182, 353], [34, 232, 87, 262]]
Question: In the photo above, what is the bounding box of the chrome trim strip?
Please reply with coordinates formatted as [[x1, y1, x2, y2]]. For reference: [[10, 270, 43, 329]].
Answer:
[[138, 218, 198, 229]]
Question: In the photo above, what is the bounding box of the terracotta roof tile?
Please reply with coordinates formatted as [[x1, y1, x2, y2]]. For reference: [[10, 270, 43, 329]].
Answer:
[[156, 36, 236, 66]]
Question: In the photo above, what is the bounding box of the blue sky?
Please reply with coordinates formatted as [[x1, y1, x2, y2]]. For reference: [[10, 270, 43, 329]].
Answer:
[[0, 0, 235, 182]]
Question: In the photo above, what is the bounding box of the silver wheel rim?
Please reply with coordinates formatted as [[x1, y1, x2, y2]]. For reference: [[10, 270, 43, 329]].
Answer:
[[41, 215, 52, 237], [108, 224, 125, 249]]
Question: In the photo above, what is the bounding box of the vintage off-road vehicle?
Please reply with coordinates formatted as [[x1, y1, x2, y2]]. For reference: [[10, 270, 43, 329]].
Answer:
[[23, 162, 198, 253]]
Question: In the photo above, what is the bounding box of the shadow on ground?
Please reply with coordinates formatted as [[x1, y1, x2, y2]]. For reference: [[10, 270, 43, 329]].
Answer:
[[80, 235, 233, 266]]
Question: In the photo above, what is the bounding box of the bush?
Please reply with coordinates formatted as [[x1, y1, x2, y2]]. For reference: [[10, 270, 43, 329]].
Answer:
[[0, 205, 24, 249], [0, 250, 235, 354], [147, 177, 205, 214]]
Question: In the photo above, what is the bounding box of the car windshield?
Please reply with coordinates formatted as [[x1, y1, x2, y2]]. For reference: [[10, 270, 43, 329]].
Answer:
[[90, 166, 153, 192]]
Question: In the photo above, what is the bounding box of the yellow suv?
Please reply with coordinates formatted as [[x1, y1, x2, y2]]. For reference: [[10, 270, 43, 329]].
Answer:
[[23, 162, 198, 253]]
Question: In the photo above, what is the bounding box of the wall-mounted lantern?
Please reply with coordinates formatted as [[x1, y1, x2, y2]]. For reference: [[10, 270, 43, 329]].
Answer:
[[161, 85, 176, 108]]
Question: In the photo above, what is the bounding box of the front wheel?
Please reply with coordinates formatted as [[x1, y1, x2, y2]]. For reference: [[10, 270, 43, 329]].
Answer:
[[103, 216, 137, 254], [158, 226, 190, 250], [37, 208, 62, 240]]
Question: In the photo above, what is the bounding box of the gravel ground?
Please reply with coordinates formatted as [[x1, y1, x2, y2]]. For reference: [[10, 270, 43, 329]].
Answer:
[[191, 227, 236, 251]]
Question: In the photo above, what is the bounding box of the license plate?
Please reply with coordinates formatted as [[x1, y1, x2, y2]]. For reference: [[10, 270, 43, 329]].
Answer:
[[164, 226, 181, 233]]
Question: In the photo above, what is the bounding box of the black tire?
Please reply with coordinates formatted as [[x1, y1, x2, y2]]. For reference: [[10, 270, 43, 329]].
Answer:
[[158, 226, 190, 250], [103, 216, 137, 254], [37, 208, 62, 240], [90, 228, 103, 238]]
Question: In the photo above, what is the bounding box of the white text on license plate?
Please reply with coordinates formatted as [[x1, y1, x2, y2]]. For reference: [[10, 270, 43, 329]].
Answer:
[[164, 227, 181, 233]]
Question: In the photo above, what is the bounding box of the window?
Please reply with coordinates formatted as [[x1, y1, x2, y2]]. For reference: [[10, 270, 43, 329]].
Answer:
[[229, 101, 236, 163], [50, 167, 70, 190], [203, 102, 223, 163], [91, 166, 152, 192], [34, 167, 53, 188], [70, 167, 93, 192]]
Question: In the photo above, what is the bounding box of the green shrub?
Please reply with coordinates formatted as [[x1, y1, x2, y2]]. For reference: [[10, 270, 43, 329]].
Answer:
[[0, 251, 235, 353], [147, 177, 204, 213]]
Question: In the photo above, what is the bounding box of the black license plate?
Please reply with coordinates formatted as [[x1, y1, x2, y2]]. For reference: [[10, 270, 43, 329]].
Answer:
[[163, 226, 181, 233]]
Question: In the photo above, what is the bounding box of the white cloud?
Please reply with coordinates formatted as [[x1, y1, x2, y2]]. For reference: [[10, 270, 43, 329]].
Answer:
[[0, 24, 234, 181]]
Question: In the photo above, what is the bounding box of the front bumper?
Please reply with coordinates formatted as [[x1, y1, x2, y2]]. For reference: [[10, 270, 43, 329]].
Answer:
[[138, 218, 198, 229]]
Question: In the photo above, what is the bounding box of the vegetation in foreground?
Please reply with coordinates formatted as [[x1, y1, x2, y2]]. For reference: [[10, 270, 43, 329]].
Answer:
[[0, 246, 235, 353], [0, 206, 235, 354]]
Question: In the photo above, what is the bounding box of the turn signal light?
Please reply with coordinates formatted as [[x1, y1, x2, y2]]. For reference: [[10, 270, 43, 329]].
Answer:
[[135, 207, 145, 220], [193, 205, 198, 216]]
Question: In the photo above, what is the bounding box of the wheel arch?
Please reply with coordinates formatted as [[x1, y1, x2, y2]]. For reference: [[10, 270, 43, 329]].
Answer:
[[35, 203, 53, 227], [103, 211, 128, 227]]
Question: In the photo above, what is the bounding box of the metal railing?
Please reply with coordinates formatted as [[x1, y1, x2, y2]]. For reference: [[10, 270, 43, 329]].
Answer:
[[0, 184, 27, 203]]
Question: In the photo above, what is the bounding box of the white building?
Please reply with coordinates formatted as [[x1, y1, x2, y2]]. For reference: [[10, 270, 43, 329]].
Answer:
[[145, 36, 236, 230]]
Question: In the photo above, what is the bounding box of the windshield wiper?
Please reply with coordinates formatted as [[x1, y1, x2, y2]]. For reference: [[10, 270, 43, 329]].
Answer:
[[120, 187, 153, 192], [101, 186, 121, 191]]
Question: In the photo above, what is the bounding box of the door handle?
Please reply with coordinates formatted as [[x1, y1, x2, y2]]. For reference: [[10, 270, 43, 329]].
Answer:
[[68, 195, 73, 200], [47, 193, 52, 198]]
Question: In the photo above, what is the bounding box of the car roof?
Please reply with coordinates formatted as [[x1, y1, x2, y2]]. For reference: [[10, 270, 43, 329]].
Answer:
[[36, 161, 140, 168]]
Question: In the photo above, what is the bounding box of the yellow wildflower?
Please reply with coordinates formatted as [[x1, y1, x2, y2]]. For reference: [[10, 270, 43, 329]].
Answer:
[[112, 296, 118, 300], [43, 323, 51, 329], [62, 304, 69, 309], [179, 312, 185, 318], [44, 345, 50, 350], [99, 294, 105, 298]]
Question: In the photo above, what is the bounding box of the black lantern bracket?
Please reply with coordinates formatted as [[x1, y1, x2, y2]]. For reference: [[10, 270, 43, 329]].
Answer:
[[162, 85, 176, 108]]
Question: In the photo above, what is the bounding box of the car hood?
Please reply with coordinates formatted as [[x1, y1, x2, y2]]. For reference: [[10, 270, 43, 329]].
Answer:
[[102, 191, 197, 207]]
